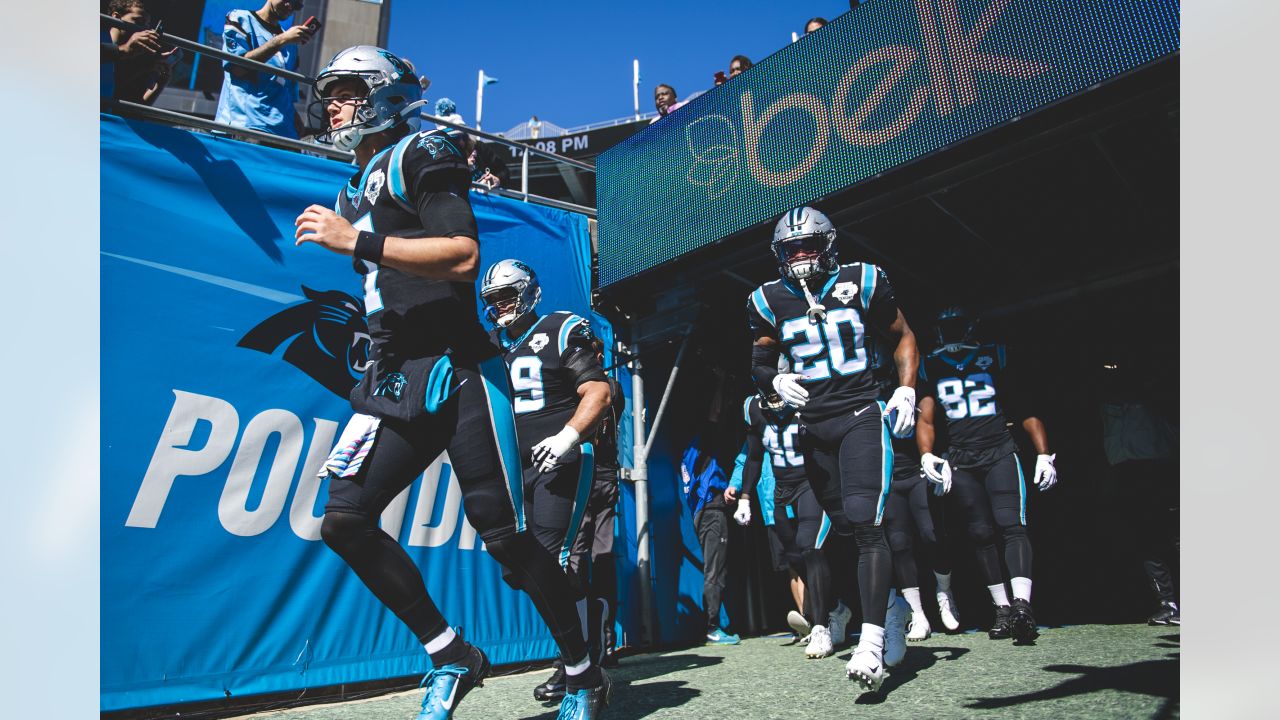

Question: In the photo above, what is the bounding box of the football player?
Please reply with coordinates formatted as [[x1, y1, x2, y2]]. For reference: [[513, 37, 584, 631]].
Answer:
[[292, 46, 608, 719], [568, 338, 627, 667], [746, 206, 916, 692], [916, 307, 1058, 645], [479, 259, 614, 702], [869, 339, 957, 641], [728, 391, 851, 658]]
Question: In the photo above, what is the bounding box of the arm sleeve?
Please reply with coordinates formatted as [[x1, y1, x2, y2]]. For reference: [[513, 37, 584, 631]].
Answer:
[[561, 322, 608, 388]]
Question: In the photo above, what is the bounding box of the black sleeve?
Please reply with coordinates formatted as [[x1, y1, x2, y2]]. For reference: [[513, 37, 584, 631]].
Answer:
[[742, 430, 765, 499], [751, 342, 781, 395], [403, 131, 477, 238], [866, 265, 901, 336], [415, 189, 477, 239]]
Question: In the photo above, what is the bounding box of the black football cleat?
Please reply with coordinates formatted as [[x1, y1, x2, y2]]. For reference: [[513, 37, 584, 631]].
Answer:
[[1148, 601, 1180, 626], [533, 660, 567, 703], [1010, 598, 1039, 645], [988, 604, 1013, 640]]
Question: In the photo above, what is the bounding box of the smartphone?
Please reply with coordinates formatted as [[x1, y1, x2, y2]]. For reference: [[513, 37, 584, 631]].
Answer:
[[303, 16, 321, 32]]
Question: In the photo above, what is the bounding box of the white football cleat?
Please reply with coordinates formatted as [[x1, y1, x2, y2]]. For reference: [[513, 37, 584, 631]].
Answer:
[[827, 602, 852, 647], [884, 595, 909, 667], [937, 589, 961, 632], [907, 611, 932, 642], [805, 624, 834, 659], [786, 610, 812, 640], [846, 645, 887, 692]]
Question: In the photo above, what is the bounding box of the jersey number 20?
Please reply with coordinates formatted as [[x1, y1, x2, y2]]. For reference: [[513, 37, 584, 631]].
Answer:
[[780, 308, 867, 380]]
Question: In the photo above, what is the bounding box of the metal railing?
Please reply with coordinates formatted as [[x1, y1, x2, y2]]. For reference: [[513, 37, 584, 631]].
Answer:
[[101, 13, 596, 216]]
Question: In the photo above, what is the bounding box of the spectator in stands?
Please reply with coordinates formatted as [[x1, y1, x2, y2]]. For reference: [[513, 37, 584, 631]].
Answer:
[[651, 84, 686, 123], [101, 0, 181, 105], [215, 1, 316, 139], [729, 55, 753, 79], [470, 143, 510, 190], [805, 17, 828, 34]]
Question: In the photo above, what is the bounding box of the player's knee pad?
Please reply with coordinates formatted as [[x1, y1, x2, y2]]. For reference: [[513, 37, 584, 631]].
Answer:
[[827, 512, 856, 537], [319, 511, 373, 554], [852, 522, 888, 552], [484, 531, 540, 591]]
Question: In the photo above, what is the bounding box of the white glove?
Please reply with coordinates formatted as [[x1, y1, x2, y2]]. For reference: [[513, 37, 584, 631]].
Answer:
[[921, 452, 952, 495], [1034, 453, 1058, 491], [884, 386, 917, 438], [733, 498, 752, 526], [773, 373, 809, 408], [532, 425, 580, 473]]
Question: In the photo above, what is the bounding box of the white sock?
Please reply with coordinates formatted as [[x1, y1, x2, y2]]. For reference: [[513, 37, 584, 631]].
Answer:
[[902, 587, 925, 615], [423, 627, 457, 655], [859, 623, 885, 652], [988, 583, 1011, 607], [934, 571, 953, 592], [563, 655, 593, 676], [1010, 576, 1032, 602]]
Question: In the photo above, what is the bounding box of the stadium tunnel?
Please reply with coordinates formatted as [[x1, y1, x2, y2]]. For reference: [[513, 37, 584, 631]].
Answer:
[[594, 5, 1178, 642]]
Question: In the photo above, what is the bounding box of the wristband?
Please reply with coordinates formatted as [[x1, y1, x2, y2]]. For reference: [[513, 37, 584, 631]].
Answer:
[[354, 230, 386, 265]]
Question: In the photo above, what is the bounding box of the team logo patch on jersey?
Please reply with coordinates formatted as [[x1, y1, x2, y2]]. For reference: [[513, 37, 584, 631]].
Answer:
[[238, 287, 370, 398], [374, 372, 408, 401], [417, 132, 456, 158], [832, 282, 859, 303], [528, 333, 550, 353], [975, 355, 994, 370], [364, 169, 386, 207]]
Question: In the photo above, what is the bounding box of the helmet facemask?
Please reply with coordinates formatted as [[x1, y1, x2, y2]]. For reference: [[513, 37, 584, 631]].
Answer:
[[772, 232, 837, 282], [482, 282, 539, 328], [311, 47, 426, 151], [935, 310, 978, 352]]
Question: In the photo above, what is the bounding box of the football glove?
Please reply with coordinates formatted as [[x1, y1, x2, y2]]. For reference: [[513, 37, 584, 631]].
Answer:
[[1034, 453, 1058, 491], [772, 373, 809, 408], [884, 386, 917, 438], [921, 452, 952, 496], [733, 498, 752, 526], [532, 425, 580, 473]]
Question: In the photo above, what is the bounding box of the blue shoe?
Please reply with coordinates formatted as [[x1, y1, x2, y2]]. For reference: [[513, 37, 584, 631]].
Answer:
[[416, 644, 490, 719], [705, 628, 741, 645], [557, 670, 611, 719]]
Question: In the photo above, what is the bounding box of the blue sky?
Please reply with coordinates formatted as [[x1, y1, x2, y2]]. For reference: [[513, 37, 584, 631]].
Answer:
[[388, 0, 853, 133]]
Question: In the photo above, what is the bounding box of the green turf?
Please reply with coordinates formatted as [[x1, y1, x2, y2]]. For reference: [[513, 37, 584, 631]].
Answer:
[[231, 624, 1178, 719]]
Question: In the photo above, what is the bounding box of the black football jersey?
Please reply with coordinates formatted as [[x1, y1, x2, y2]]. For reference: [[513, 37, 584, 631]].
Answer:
[[336, 128, 494, 366], [743, 396, 808, 486], [493, 311, 596, 464], [747, 263, 899, 422], [920, 343, 1016, 453]]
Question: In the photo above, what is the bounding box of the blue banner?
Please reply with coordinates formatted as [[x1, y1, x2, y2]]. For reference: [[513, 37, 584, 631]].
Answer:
[[101, 114, 606, 711], [597, 0, 1180, 286]]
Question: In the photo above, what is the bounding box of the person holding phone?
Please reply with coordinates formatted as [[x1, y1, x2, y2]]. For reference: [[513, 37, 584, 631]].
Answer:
[[102, 1, 181, 105], [215, 0, 317, 139]]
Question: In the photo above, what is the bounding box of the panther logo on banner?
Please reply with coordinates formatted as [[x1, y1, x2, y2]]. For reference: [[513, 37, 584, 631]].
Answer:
[[237, 287, 371, 398]]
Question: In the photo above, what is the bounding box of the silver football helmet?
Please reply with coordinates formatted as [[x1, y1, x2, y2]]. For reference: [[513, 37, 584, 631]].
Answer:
[[772, 206, 838, 281], [480, 259, 542, 328], [313, 46, 427, 151]]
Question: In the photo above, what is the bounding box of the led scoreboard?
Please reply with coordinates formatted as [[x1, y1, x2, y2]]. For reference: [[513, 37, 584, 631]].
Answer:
[[596, 0, 1180, 288]]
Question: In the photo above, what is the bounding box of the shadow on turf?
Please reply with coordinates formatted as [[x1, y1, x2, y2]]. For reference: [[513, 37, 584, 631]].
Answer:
[[612, 652, 724, 683], [522, 681, 699, 720], [965, 658, 1179, 719], [833, 646, 971, 704]]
